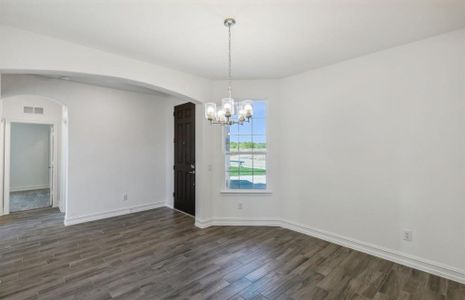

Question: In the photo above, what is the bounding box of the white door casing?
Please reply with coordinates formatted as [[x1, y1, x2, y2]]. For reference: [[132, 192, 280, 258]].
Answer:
[[3, 120, 58, 214]]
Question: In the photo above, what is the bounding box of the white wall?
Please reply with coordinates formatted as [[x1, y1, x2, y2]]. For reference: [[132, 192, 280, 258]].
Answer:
[[10, 123, 50, 191], [1, 75, 183, 223], [279, 28, 465, 273]]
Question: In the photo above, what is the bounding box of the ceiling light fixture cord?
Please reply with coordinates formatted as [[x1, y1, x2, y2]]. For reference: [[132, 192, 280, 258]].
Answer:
[[228, 22, 232, 99]]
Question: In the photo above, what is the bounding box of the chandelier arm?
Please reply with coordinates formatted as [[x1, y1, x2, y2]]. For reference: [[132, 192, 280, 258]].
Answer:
[[210, 120, 246, 126]]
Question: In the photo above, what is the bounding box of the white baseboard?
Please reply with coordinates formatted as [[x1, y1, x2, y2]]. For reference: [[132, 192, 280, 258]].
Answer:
[[195, 217, 465, 284], [10, 184, 49, 192], [64, 201, 165, 226], [195, 217, 281, 228], [194, 219, 210, 229]]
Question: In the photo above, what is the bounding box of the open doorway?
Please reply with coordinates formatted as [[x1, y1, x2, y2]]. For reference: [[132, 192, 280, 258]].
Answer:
[[8, 123, 55, 212], [0, 95, 68, 218]]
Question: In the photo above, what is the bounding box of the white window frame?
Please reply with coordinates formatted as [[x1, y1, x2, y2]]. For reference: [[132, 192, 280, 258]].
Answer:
[[221, 100, 272, 194]]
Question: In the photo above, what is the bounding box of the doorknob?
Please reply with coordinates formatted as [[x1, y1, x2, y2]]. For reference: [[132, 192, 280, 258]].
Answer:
[[190, 164, 195, 169]]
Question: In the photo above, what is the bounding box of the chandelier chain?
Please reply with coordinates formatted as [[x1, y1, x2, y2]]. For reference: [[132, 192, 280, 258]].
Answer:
[[228, 22, 232, 98]]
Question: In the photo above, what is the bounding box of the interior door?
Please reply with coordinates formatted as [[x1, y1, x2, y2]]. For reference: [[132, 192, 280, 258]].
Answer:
[[174, 102, 196, 216]]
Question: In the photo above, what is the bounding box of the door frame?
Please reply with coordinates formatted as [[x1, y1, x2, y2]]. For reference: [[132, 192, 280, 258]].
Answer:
[[2, 119, 58, 214], [49, 125, 54, 207]]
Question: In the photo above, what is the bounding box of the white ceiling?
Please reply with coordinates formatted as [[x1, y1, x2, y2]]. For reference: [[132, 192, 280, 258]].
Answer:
[[1, 0, 465, 79]]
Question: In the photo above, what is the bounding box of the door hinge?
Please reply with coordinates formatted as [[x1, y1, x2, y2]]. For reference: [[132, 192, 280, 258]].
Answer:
[[173, 111, 176, 117], [173, 192, 175, 198], [173, 165, 175, 170]]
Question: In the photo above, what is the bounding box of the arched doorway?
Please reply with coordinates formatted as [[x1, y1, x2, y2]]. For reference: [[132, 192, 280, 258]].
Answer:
[[0, 95, 69, 216]]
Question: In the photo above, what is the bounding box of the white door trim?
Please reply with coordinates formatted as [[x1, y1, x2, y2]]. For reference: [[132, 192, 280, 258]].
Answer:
[[3, 121, 10, 214], [0, 119, 4, 216], [49, 125, 55, 207], [3, 119, 58, 214]]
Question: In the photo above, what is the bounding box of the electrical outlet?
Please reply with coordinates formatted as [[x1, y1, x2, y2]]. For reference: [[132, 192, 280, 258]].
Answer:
[[402, 230, 413, 242], [238, 203, 243, 210], [123, 193, 128, 201]]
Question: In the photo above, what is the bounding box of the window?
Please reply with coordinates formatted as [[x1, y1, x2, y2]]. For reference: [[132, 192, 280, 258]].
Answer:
[[225, 100, 267, 190]]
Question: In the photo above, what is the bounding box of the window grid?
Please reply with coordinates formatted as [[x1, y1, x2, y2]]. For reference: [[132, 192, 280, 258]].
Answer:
[[225, 101, 267, 190]]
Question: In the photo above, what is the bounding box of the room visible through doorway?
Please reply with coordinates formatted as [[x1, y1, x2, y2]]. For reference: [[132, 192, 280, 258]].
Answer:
[[9, 123, 53, 212]]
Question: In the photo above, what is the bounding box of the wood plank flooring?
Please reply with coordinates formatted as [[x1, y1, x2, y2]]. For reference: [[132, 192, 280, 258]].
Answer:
[[0, 207, 464, 299]]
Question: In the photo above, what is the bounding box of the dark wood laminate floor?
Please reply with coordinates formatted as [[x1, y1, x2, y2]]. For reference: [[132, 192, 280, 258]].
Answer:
[[1, 208, 464, 300]]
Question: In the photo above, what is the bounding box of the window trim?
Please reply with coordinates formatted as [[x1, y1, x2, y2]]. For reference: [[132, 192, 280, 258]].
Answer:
[[222, 99, 270, 193], [220, 189, 272, 195]]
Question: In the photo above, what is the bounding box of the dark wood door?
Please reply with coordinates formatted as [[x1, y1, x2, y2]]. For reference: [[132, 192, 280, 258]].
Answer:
[[174, 102, 195, 216]]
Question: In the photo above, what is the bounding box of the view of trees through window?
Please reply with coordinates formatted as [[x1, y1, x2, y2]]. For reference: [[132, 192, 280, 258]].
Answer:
[[225, 101, 267, 189]]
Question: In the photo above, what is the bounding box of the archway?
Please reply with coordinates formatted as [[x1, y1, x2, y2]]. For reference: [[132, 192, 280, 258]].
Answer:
[[0, 95, 69, 217]]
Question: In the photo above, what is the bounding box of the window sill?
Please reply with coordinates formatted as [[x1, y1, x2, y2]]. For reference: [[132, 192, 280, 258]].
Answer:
[[220, 189, 273, 195]]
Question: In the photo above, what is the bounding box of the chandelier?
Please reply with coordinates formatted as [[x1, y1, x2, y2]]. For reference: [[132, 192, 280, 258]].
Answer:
[[205, 18, 253, 126]]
